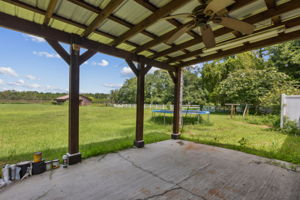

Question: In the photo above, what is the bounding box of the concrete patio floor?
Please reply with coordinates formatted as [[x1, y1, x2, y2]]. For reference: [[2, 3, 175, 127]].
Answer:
[[1, 140, 300, 200]]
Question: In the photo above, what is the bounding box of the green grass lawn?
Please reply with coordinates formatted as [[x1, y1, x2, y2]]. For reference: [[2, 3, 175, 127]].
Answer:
[[181, 114, 300, 165], [0, 104, 170, 167], [0, 104, 299, 169]]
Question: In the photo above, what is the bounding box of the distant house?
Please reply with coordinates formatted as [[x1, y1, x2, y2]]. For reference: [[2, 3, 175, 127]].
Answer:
[[55, 95, 92, 106]]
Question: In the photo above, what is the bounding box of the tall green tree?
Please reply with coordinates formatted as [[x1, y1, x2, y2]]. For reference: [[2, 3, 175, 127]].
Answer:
[[215, 68, 297, 106], [266, 40, 300, 80]]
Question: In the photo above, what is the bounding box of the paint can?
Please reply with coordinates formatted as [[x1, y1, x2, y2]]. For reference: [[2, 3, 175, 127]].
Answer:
[[32, 160, 46, 175], [45, 161, 53, 170], [17, 161, 31, 179], [2, 164, 10, 182], [33, 152, 42, 163], [9, 164, 16, 181], [62, 155, 68, 168], [52, 159, 60, 169]]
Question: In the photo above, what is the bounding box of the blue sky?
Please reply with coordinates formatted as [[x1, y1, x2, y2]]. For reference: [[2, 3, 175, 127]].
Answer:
[[0, 28, 143, 94]]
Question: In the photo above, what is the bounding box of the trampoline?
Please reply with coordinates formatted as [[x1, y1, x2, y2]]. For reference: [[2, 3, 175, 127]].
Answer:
[[152, 110, 210, 125]]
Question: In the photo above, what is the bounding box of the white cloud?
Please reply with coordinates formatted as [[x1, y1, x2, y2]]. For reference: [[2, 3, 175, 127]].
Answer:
[[29, 83, 41, 89], [103, 83, 123, 89], [23, 34, 45, 43], [33, 51, 60, 58], [0, 67, 18, 77], [0, 79, 4, 85], [83, 61, 89, 65], [8, 79, 25, 86], [26, 75, 38, 80], [121, 66, 134, 76], [92, 59, 109, 67]]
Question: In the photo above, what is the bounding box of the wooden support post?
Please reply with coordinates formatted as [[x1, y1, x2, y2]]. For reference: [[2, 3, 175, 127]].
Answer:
[[171, 68, 183, 139], [134, 63, 146, 148], [46, 39, 97, 165], [68, 43, 81, 164]]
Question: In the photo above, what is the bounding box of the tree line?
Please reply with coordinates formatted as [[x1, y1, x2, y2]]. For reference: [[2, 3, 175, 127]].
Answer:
[[110, 40, 300, 109], [0, 91, 110, 103]]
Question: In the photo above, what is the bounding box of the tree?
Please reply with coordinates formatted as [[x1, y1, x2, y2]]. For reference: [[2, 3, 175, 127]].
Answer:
[[201, 51, 266, 102], [110, 69, 208, 105], [266, 40, 300, 80], [215, 68, 297, 106]]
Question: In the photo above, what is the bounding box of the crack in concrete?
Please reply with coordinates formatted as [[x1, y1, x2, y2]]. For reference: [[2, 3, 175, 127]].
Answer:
[[118, 153, 209, 200], [34, 188, 51, 200], [135, 186, 181, 200], [97, 154, 107, 162]]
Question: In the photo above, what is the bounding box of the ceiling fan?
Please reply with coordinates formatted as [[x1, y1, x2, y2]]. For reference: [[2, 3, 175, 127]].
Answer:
[[162, 0, 255, 48]]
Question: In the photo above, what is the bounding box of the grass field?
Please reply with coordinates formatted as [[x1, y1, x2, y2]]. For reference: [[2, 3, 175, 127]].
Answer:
[[0, 104, 170, 167], [182, 114, 300, 165], [0, 104, 300, 169]]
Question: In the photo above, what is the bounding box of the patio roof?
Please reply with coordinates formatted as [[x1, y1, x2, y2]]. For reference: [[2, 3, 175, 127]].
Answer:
[[0, 0, 300, 70]]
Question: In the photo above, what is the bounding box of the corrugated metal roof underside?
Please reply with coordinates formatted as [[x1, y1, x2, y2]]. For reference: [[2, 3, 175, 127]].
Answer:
[[0, 0, 299, 65]]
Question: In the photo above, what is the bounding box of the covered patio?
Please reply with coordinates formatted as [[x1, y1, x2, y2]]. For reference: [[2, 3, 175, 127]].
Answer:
[[0, 0, 300, 198], [1, 140, 300, 199]]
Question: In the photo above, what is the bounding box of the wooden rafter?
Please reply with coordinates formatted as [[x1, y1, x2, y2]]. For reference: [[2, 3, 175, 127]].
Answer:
[[264, 0, 282, 25], [0, 12, 174, 71], [81, 0, 124, 37], [110, 0, 192, 46], [134, 22, 195, 53], [134, 0, 201, 40], [176, 30, 300, 67], [68, 0, 157, 40], [152, 0, 300, 59], [134, 0, 255, 53], [44, 0, 57, 25], [168, 16, 300, 64], [2, 0, 161, 57]]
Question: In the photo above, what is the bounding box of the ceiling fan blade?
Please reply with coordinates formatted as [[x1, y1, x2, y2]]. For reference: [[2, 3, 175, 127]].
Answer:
[[166, 24, 194, 44], [204, 0, 235, 16], [200, 25, 216, 48], [161, 13, 193, 20], [214, 17, 255, 35]]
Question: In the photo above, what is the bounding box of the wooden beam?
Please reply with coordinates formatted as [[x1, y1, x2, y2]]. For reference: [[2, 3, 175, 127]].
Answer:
[[177, 29, 300, 67], [0, 12, 175, 72], [81, 0, 124, 37], [134, 63, 146, 148], [79, 49, 97, 65], [126, 59, 139, 76], [68, 43, 81, 164], [264, 0, 282, 25], [168, 16, 300, 64], [111, 0, 191, 46], [168, 71, 176, 83], [171, 67, 182, 139], [134, 22, 194, 53], [44, 0, 57, 25], [168, 49, 202, 64], [68, 0, 159, 40], [3, 0, 161, 57], [134, 0, 255, 53], [265, 0, 276, 9], [144, 65, 152, 75], [152, 0, 300, 59], [134, 0, 201, 40], [45, 39, 70, 64]]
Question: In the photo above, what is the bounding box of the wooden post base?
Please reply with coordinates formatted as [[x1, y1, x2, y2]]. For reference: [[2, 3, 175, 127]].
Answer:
[[171, 133, 181, 140], [134, 140, 144, 148], [67, 152, 81, 165]]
